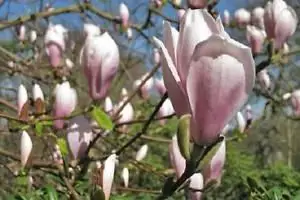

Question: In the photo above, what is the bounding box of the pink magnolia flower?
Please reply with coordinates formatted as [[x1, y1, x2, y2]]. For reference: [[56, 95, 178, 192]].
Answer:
[[17, 84, 28, 117], [189, 173, 204, 200], [154, 78, 166, 96], [119, 3, 130, 29], [264, 0, 298, 49], [158, 98, 175, 124], [67, 116, 93, 160], [169, 135, 185, 178], [203, 139, 226, 185], [223, 9, 230, 26], [81, 32, 119, 100], [154, 9, 255, 145], [53, 81, 77, 129], [20, 131, 32, 167], [187, 0, 207, 9], [234, 8, 251, 26], [257, 69, 271, 90], [177, 9, 186, 21], [45, 24, 67, 67], [246, 25, 266, 54], [251, 7, 265, 29]]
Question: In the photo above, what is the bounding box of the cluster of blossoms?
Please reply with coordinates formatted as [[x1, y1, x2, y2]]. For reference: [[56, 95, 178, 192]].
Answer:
[[14, 0, 299, 199]]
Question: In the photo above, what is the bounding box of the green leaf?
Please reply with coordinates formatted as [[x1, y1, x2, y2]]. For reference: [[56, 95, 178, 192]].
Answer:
[[177, 114, 191, 160], [57, 138, 68, 157], [91, 106, 113, 131], [35, 123, 43, 136], [16, 176, 28, 186], [43, 185, 58, 200], [35, 121, 53, 136]]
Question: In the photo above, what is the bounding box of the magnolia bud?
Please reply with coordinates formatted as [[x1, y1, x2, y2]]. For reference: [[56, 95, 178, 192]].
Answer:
[[81, 32, 119, 100], [17, 84, 28, 120], [17, 25, 26, 41], [32, 84, 44, 114], [203, 139, 226, 185], [223, 9, 230, 26], [246, 25, 266, 54], [121, 167, 129, 188], [102, 154, 117, 200], [65, 58, 74, 69], [135, 144, 148, 161], [169, 135, 185, 178], [234, 8, 250, 26], [236, 112, 246, 133], [30, 30, 37, 43], [257, 69, 271, 90], [127, 28, 133, 40], [104, 97, 113, 114], [67, 116, 93, 160], [20, 131, 32, 167], [119, 3, 130, 30], [251, 7, 264, 29], [53, 81, 77, 129], [45, 24, 67, 68]]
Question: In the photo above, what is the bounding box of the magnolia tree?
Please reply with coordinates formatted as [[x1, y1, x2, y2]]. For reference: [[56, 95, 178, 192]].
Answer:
[[0, 0, 299, 199]]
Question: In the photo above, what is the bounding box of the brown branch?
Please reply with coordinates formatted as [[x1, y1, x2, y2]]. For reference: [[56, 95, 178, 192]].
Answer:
[[0, 147, 58, 169]]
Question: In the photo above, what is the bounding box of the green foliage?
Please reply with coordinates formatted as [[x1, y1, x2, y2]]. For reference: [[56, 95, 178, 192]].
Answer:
[[204, 142, 300, 200], [91, 106, 114, 131]]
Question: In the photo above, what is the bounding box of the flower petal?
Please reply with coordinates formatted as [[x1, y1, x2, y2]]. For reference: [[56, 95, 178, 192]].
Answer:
[[153, 37, 189, 116], [163, 21, 179, 66], [177, 9, 218, 86], [186, 36, 254, 145]]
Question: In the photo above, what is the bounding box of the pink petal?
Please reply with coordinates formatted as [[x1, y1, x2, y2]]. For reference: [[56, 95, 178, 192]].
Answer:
[[186, 36, 254, 145], [67, 116, 93, 160], [154, 37, 189, 116], [203, 140, 226, 185], [163, 22, 179, 67], [46, 43, 62, 68], [274, 7, 298, 49], [177, 9, 218, 86], [169, 135, 186, 178]]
